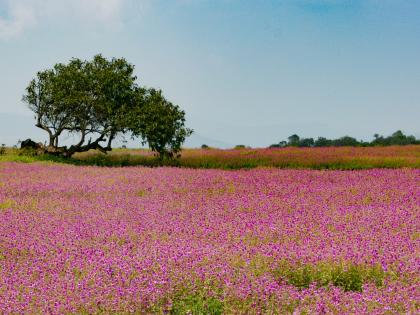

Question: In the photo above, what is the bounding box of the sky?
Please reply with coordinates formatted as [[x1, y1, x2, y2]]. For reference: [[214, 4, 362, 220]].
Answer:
[[0, 0, 419, 148]]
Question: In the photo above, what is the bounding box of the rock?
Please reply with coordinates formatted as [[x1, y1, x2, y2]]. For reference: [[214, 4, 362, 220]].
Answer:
[[20, 138, 41, 149]]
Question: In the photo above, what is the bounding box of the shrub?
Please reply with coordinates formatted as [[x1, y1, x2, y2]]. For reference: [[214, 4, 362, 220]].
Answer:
[[273, 260, 386, 292], [18, 147, 38, 157], [170, 293, 224, 315]]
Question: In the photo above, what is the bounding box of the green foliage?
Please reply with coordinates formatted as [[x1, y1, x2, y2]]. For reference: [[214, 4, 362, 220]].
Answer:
[[0, 144, 5, 155], [269, 141, 287, 148], [372, 130, 419, 146], [18, 147, 39, 157], [130, 89, 192, 159], [271, 131, 419, 148], [331, 136, 360, 147], [314, 137, 332, 147], [0, 199, 15, 210], [287, 134, 300, 147], [273, 261, 387, 292], [169, 293, 224, 315], [299, 137, 315, 147], [146, 281, 225, 315], [22, 55, 138, 155], [22, 55, 192, 158]]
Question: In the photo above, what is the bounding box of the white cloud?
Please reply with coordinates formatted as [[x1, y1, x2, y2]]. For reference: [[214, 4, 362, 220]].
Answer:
[[0, 0, 139, 40], [0, 2, 36, 39]]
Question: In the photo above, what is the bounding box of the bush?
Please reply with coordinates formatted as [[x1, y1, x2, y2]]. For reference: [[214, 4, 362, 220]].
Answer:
[[170, 293, 224, 315], [18, 147, 38, 157], [273, 260, 386, 292]]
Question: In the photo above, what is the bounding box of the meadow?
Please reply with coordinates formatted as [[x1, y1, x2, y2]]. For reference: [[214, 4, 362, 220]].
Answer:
[[0, 162, 418, 313], [2, 145, 420, 169]]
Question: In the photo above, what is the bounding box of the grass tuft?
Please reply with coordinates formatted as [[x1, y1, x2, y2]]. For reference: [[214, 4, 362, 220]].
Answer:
[[0, 199, 15, 210], [273, 260, 387, 292], [169, 293, 224, 315]]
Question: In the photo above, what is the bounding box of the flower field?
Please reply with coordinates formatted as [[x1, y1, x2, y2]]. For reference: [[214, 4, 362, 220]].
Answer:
[[0, 163, 419, 313], [2, 145, 420, 170], [76, 145, 420, 169]]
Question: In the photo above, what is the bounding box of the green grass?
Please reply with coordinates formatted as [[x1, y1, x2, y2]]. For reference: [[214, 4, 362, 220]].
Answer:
[[144, 259, 389, 314], [1, 146, 419, 170], [169, 293, 224, 315], [272, 260, 387, 292], [146, 281, 225, 315], [0, 199, 15, 210]]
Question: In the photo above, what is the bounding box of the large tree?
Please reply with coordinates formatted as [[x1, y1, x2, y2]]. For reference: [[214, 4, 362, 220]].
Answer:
[[23, 55, 192, 158]]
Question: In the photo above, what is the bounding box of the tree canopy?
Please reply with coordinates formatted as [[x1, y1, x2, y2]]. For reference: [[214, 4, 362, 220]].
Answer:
[[269, 130, 419, 148], [23, 55, 192, 158]]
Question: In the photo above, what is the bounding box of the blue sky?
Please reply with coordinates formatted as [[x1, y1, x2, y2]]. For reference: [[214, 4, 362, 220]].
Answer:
[[0, 0, 419, 147]]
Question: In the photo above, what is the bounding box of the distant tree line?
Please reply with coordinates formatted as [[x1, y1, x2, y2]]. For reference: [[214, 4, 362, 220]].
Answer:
[[269, 130, 419, 148]]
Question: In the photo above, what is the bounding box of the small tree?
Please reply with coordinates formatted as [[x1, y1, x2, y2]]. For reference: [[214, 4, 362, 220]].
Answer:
[[287, 134, 300, 147], [314, 137, 332, 147], [298, 138, 314, 147], [130, 89, 192, 158], [332, 136, 360, 146]]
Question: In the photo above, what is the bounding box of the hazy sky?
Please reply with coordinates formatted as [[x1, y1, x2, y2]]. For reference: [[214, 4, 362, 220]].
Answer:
[[1, 0, 419, 148]]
